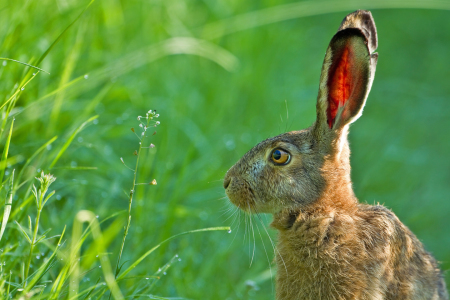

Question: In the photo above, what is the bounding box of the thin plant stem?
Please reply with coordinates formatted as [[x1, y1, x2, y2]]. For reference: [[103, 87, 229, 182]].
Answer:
[[23, 172, 56, 288], [113, 112, 157, 281], [114, 139, 143, 276]]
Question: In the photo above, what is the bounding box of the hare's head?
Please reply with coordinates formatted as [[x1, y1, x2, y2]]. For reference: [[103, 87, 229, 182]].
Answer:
[[224, 10, 378, 214]]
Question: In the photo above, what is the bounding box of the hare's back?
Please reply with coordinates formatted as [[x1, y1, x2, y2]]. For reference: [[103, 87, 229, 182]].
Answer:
[[357, 204, 448, 299]]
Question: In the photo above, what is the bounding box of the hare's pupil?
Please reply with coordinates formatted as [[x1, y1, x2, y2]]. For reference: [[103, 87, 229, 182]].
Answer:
[[273, 150, 282, 160]]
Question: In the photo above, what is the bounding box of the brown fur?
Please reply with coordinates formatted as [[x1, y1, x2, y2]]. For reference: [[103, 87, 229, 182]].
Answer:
[[224, 10, 448, 300]]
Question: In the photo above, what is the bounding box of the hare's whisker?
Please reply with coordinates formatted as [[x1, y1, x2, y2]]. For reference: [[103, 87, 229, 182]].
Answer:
[[223, 206, 239, 222], [252, 212, 275, 295], [251, 203, 288, 277], [248, 202, 256, 267], [226, 206, 242, 250]]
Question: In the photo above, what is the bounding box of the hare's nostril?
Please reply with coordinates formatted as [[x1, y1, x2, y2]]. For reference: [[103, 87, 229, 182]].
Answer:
[[223, 177, 231, 189]]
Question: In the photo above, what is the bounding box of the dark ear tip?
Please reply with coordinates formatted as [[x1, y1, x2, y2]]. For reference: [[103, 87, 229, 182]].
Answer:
[[339, 10, 378, 53]]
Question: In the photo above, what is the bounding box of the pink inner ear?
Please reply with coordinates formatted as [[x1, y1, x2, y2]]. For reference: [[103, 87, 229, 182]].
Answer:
[[327, 45, 353, 128]]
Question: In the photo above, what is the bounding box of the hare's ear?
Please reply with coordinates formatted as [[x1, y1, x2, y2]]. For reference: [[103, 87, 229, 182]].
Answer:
[[314, 10, 378, 137]]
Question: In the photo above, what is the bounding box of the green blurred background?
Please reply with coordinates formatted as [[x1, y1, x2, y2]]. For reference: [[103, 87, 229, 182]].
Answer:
[[1, 0, 449, 298]]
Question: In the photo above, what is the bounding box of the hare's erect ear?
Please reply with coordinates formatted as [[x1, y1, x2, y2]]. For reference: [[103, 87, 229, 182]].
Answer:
[[315, 10, 378, 135]]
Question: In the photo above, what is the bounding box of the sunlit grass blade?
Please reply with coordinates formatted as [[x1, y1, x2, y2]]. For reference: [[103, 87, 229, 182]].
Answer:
[[48, 21, 86, 136], [91, 37, 240, 77], [49, 115, 98, 169], [0, 170, 14, 242], [6, 271, 11, 298], [49, 264, 69, 298], [18, 37, 239, 121], [0, 58, 49, 74], [20, 0, 97, 85], [132, 294, 171, 300], [201, 0, 450, 39], [117, 226, 230, 281], [70, 210, 124, 300], [0, 118, 14, 189], [51, 166, 98, 170], [21, 75, 85, 114], [80, 216, 124, 271], [0, 71, 40, 112]]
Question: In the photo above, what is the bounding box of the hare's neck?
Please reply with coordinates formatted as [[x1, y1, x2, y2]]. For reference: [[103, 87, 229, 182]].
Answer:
[[320, 138, 358, 211], [271, 207, 361, 300]]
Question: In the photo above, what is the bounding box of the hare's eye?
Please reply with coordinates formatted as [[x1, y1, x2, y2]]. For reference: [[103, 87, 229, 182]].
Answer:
[[271, 149, 290, 165]]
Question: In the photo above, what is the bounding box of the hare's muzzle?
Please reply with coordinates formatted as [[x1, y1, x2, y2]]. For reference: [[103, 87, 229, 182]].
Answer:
[[224, 171, 256, 212]]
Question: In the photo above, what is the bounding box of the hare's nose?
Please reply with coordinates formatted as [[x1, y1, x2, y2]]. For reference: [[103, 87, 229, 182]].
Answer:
[[223, 177, 231, 189]]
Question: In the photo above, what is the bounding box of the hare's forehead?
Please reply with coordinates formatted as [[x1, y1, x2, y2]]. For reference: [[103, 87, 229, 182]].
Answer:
[[242, 130, 311, 161], [257, 131, 310, 150]]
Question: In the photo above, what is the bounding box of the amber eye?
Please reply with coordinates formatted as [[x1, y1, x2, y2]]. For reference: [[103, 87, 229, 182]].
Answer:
[[271, 149, 290, 165]]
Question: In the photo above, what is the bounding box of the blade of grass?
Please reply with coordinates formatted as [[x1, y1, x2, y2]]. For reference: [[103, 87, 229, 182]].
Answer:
[[117, 226, 230, 280], [70, 210, 124, 300], [49, 264, 70, 299], [19, 0, 97, 87], [0, 170, 14, 242], [47, 20, 86, 136], [201, 0, 450, 39], [80, 216, 124, 271], [19, 75, 85, 114], [48, 115, 98, 169], [0, 71, 40, 112], [19, 37, 239, 120], [50, 166, 98, 170], [0, 118, 14, 190], [0, 58, 49, 74]]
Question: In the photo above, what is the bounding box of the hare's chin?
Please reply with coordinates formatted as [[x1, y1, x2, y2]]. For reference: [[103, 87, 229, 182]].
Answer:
[[226, 189, 257, 213], [227, 194, 257, 213]]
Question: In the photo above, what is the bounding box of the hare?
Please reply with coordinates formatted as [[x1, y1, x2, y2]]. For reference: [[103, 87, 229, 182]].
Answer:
[[223, 10, 448, 300]]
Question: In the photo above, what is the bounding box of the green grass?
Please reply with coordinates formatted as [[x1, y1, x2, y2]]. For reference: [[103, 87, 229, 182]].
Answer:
[[1, 0, 450, 299]]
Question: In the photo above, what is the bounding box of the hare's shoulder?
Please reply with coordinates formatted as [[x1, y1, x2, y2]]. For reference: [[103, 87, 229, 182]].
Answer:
[[357, 204, 447, 299], [356, 204, 426, 257]]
